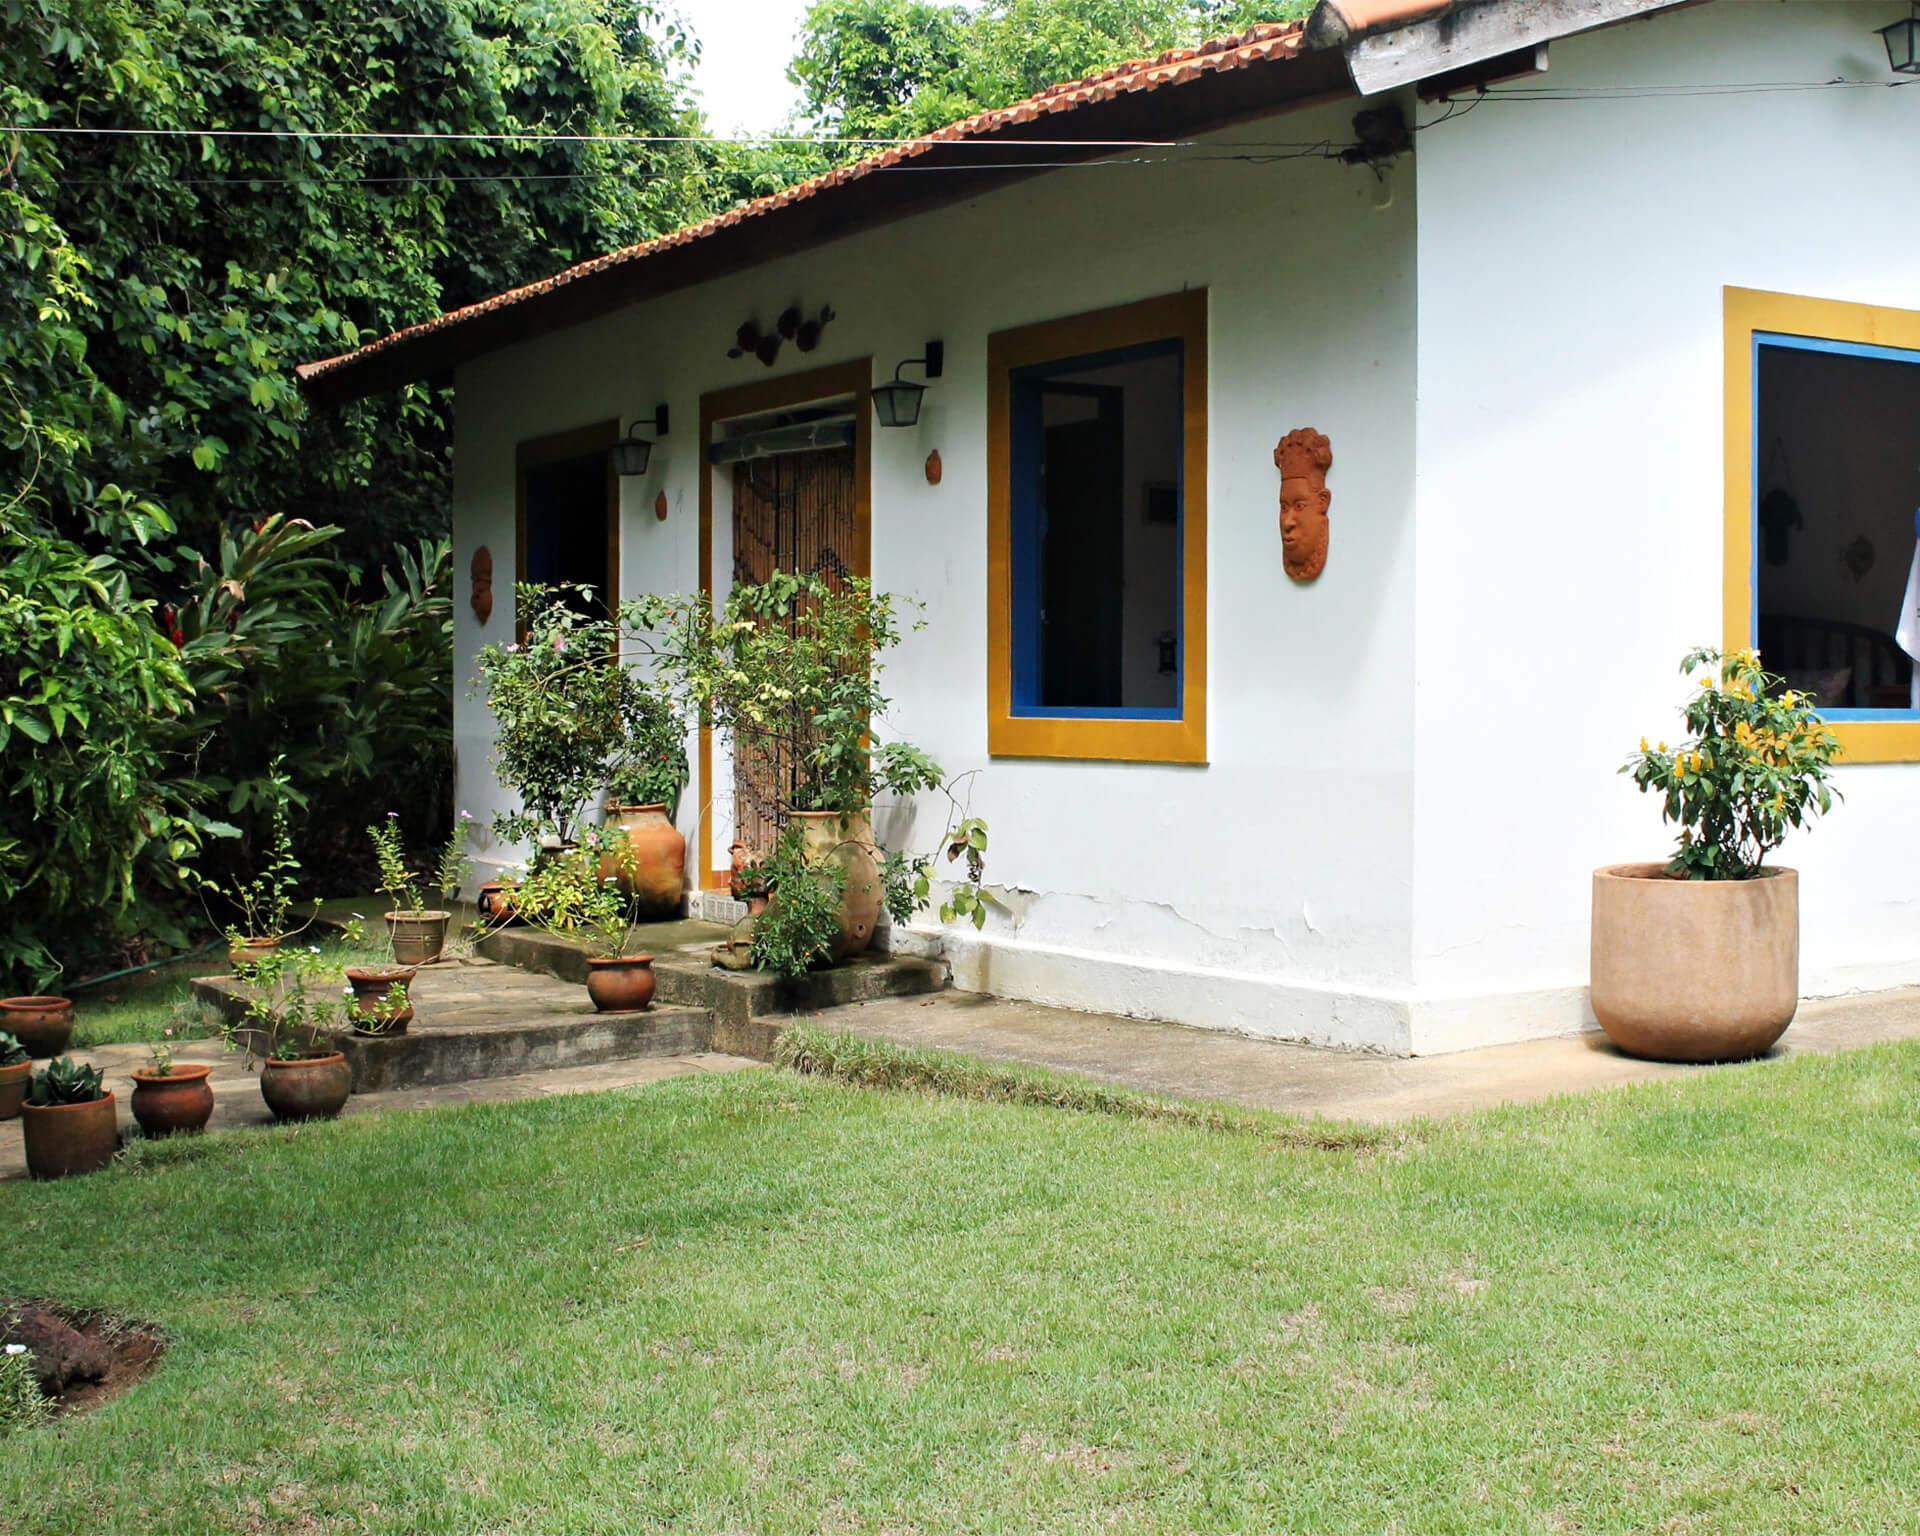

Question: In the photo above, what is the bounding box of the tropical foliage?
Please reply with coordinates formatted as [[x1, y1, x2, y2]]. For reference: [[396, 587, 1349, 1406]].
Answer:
[[1623, 647, 1842, 880]]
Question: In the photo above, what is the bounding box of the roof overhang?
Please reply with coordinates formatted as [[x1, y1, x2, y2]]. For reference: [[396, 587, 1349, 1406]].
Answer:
[[298, 0, 1690, 408]]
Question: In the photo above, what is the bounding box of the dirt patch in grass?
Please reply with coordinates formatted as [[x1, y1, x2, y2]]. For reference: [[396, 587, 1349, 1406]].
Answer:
[[2, 1299, 165, 1418]]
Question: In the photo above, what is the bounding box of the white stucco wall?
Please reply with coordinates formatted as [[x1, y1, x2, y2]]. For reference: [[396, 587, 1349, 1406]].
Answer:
[[453, 95, 1423, 1050], [1409, 0, 1920, 1051]]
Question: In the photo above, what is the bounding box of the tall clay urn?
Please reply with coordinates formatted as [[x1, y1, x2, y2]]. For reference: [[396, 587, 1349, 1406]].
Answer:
[[786, 810, 882, 962], [1590, 863, 1798, 1063], [601, 803, 688, 919]]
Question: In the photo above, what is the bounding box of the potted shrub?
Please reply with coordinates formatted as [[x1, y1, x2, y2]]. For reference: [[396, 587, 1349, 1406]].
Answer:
[[186, 759, 317, 972], [0, 996, 73, 1059], [0, 1032, 30, 1119], [368, 811, 471, 965], [625, 572, 975, 966], [602, 685, 689, 918], [129, 1041, 214, 1138], [476, 585, 637, 853], [514, 838, 656, 1012], [225, 948, 353, 1120], [1597, 646, 1841, 1062], [20, 1057, 118, 1179]]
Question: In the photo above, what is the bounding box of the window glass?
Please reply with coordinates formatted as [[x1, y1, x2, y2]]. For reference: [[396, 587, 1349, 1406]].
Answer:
[[1009, 340, 1182, 716], [1755, 337, 1920, 713]]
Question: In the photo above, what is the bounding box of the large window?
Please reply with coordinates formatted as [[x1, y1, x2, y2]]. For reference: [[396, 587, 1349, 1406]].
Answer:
[[1726, 288, 1920, 762], [988, 291, 1207, 763]]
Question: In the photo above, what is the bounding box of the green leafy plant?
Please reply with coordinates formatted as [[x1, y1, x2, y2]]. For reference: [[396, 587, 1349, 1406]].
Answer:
[[145, 1041, 175, 1077], [731, 857, 774, 902], [476, 587, 639, 846], [436, 813, 475, 901], [185, 758, 310, 943], [1623, 646, 1842, 880], [0, 1034, 27, 1070], [607, 687, 689, 815], [27, 1056, 106, 1107], [749, 824, 849, 980], [0, 1344, 48, 1437], [223, 946, 341, 1065], [511, 835, 644, 957], [368, 814, 425, 915], [625, 573, 944, 821], [349, 981, 412, 1037]]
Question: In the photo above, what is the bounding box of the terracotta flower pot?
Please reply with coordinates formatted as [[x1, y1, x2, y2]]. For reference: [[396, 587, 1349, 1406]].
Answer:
[[1590, 863, 1799, 1063], [130, 1065, 215, 1137], [385, 911, 451, 966], [21, 1092, 118, 1179], [228, 936, 282, 973], [600, 804, 688, 918], [476, 881, 519, 924], [786, 810, 882, 962], [0, 1059, 31, 1120], [344, 967, 417, 1034], [585, 955, 656, 1013], [259, 1053, 352, 1121], [0, 997, 74, 1059], [745, 895, 770, 917]]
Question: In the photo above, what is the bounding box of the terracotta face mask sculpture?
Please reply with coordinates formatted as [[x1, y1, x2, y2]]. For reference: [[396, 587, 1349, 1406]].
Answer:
[[470, 546, 494, 625], [1274, 428, 1332, 582]]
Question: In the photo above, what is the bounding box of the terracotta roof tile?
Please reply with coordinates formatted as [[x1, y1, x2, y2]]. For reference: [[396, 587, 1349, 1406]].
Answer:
[[297, 21, 1311, 394]]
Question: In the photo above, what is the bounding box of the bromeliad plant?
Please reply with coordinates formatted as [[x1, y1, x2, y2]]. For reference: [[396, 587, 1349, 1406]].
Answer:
[[1622, 646, 1841, 880], [0, 1033, 26, 1069], [27, 1056, 106, 1107]]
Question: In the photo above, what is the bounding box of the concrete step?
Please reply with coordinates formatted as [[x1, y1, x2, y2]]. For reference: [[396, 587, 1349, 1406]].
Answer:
[[191, 960, 714, 1092], [476, 920, 950, 1059]]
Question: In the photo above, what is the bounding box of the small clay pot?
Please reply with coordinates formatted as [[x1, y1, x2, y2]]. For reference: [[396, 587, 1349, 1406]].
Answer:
[[344, 967, 417, 1033], [259, 1053, 352, 1121], [476, 882, 519, 924], [130, 1064, 215, 1137], [745, 895, 770, 917], [0, 997, 74, 1059], [385, 910, 451, 966], [228, 936, 282, 973], [21, 1091, 118, 1179], [585, 955, 656, 1013], [0, 1059, 30, 1120]]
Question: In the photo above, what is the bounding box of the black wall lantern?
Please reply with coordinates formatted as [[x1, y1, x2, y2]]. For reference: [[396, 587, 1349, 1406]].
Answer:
[[1880, 5, 1920, 73], [871, 341, 944, 428], [614, 404, 669, 476]]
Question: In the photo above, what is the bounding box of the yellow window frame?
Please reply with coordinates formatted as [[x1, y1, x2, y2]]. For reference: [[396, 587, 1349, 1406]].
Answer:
[[986, 288, 1208, 763], [1724, 285, 1920, 763]]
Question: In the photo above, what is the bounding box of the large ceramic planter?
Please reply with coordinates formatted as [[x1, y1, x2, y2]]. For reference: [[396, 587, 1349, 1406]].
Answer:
[[585, 955, 656, 1013], [228, 936, 282, 973], [385, 911, 451, 966], [21, 1092, 118, 1179], [130, 1065, 215, 1137], [344, 967, 417, 1034], [786, 810, 882, 962], [0, 1059, 31, 1120], [0, 997, 74, 1059], [1590, 863, 1799, 1063], [601, 803, 688, 918], [259, 1053, 352, 1121]]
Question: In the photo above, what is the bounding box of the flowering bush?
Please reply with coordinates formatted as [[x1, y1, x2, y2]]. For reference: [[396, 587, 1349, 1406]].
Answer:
[[606, 687, 688, 815], [510, 834, 643, 957], [1622, 646, 1841, 880]]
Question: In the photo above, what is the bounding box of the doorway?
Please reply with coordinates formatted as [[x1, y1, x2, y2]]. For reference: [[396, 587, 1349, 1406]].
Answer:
[[515, 421, 619, 622]]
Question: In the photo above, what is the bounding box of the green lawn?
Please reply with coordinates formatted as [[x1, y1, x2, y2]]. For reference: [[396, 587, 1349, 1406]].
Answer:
[[5, 1043, 1920, 1533]]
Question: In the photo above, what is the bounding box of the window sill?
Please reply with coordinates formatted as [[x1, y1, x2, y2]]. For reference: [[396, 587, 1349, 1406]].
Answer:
[[987, 712, 1206, 764]]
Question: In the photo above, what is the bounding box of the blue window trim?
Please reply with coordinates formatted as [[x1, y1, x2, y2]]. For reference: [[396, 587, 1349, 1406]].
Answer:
[[1751, 330, 1920, 719], [1007, 336, 1185, 721]]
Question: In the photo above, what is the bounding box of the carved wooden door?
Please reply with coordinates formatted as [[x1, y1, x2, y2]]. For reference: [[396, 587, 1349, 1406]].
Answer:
[[730, 446, 857, 853]]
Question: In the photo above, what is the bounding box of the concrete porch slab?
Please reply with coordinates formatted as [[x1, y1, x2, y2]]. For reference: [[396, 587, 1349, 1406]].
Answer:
[[807, 984, 1920, 1123]]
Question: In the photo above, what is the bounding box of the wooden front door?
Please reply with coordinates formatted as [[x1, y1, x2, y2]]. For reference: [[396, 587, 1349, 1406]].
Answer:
[[730, 445, 858, 854]]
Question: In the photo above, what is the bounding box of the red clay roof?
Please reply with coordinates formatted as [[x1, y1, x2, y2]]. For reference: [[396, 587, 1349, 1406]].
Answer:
[[298, 18, 1350, 403]]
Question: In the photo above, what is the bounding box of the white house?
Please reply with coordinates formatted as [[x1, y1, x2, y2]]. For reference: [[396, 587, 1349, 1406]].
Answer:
[[301, 0, 1920, 1055]]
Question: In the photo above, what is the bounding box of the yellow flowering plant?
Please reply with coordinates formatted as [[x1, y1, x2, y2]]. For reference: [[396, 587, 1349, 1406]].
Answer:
[[1623, 646, 1840, 880]]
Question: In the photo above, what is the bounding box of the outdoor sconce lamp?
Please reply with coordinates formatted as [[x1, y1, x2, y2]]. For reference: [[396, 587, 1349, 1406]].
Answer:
[[871, 341, 944, 428], [1879, 5, 1920, 73], [614, 404, 669, 476]]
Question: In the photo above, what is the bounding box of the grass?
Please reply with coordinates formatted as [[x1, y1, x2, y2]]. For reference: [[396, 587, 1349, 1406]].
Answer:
[[5, 1044, 1920, 1532]]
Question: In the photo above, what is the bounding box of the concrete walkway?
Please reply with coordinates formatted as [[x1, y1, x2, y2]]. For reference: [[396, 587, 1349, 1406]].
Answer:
[[815, 984, 1920, 1122], [0, 1038, 758, 1181]]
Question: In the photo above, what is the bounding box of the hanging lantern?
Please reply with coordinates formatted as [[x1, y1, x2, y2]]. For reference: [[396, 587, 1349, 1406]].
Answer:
[[871, 341, 944, 428], [1879, 5, 1920, 73], [614, 404, 669, 476]]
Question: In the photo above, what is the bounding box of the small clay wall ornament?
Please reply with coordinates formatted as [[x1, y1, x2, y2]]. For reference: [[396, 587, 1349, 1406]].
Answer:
[[654, 490, 669, 522], [469, 545, 494, 624], [1275, 429, 1333, 582], [925, 450, 942, 486]]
